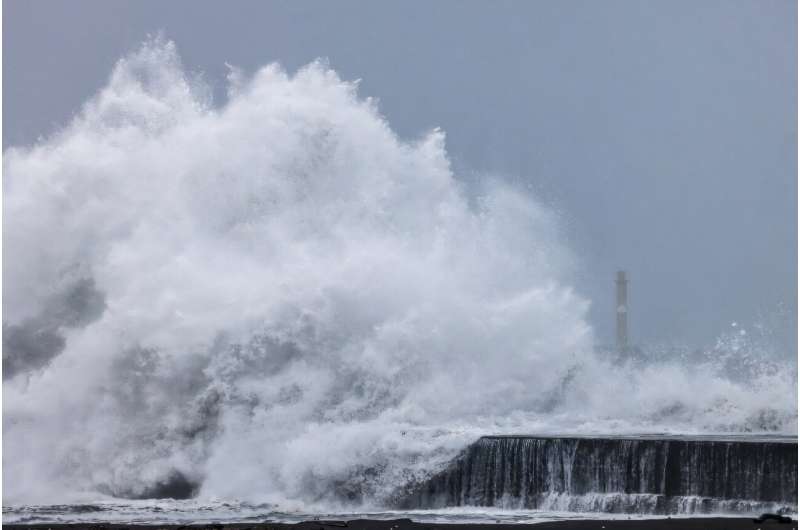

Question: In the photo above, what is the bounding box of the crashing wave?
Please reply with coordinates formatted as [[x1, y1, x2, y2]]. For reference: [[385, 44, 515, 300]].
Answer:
[[3, 37, 796, 507]]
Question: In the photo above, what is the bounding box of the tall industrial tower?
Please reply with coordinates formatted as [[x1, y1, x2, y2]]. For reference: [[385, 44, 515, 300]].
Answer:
[[616, 270, 628, 352]]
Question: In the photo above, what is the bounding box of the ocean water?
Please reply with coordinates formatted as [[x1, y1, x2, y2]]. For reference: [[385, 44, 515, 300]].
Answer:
[[3, 37, 797, 518], [1, 501, 781, 526]]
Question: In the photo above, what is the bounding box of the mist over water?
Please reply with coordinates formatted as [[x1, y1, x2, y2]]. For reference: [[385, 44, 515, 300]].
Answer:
[[3, 39, 796, 508]]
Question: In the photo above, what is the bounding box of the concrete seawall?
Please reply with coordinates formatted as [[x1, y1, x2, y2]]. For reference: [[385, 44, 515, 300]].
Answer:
[[399, 434, 798, 514]]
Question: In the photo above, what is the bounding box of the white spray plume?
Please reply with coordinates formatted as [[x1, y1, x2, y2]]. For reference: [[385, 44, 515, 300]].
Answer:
[[3, 38, 796, 507]]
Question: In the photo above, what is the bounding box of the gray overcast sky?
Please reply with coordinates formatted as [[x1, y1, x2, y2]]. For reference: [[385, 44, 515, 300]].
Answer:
[[4, 0, 797, 353]]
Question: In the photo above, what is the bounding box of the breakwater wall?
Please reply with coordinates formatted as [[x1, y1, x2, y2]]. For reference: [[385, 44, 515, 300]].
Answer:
[[399, 435, 798, 514]]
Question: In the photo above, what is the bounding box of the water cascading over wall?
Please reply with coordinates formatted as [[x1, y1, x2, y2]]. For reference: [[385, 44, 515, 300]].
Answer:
[[400, 435, 798, 514]]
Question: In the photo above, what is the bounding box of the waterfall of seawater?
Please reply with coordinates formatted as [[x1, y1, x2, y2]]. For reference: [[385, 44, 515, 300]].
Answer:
[[400, 436, 797, 514], [3, 37, 797, 511]]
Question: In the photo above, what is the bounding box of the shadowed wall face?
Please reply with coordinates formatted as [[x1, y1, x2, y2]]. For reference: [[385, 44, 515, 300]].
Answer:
[[3, 0, 796, 352], [402, 436, 798, 513]]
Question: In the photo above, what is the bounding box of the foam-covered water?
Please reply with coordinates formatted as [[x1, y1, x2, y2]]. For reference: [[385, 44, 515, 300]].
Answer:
[[0, 501, 783, 526], [3, 38, 797, 513]]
